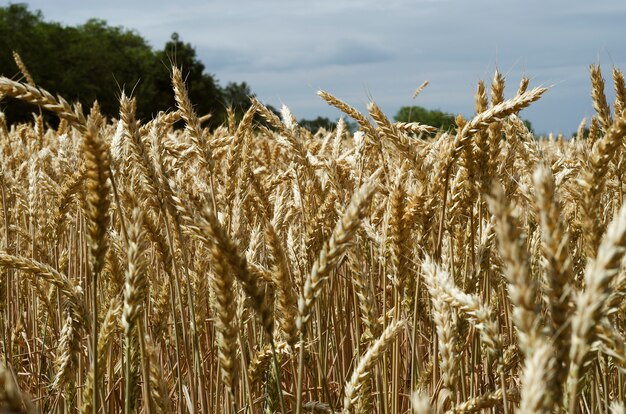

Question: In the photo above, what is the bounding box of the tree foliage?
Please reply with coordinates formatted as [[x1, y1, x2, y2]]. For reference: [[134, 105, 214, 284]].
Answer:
[[299, 116, 334, 132], [223, 81, 253, 112], [394, 105, 456, 132], [394, 105, 535, 135], [0, 4, 230, 127]]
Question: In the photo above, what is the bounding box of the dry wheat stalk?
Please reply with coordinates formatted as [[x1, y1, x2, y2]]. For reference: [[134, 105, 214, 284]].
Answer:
[[296, 171, 379, 333], [81, 300, 121, 414], [82, 109, 112, 414]]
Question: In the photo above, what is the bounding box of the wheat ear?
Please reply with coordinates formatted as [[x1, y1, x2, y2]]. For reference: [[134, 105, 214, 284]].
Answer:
[[0, 76, 86, 129], [342, 319, 407, 413], [82, 108, 112, 414], [424, 262, 459, 392], [533, 164, 573, 407], [122, 208, 149, 414], [613, 68, 626, 117], [590, 64, 613, 131], [488, 184, 542, 354], [12, 51, 35, 86], [580, 115, 626, 256], [566, 202, 626, 411], [519, 339, 553, 414], [411, 391, 433, 414]]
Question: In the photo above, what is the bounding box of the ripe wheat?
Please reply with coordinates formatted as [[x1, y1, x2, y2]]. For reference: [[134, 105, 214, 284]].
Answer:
[[1, 60, 626, 414]]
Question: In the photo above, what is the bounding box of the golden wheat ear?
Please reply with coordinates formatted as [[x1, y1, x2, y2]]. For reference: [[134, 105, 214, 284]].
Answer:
[[590, 64, 613, 131], [342, 319, 407, 413], [0, 76, 87, 128], [566, 202, 626, 411]]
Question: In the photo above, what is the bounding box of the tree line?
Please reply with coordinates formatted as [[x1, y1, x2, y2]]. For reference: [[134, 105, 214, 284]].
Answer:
[[0, 3, 258, 128]]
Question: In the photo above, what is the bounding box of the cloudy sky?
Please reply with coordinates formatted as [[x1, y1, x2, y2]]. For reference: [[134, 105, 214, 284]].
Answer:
[[12, 0, 626, 134]]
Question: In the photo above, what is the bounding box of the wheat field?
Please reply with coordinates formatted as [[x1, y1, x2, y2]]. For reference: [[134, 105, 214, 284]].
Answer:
[[0, 57, 625, 414]]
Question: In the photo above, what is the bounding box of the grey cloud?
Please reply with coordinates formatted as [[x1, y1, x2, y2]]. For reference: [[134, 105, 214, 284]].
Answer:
[[321, 39, 393, 66], [258, 40, 392, 71], [196, 46, 253, 71]]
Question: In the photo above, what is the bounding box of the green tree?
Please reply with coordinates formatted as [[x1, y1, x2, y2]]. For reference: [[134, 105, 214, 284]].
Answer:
[[523, 119, 534, 134], [223, 81, 254, 113], [395, 105, 535, 136], [0, 4, 66, 123], [0, 5, 236, 128], [62, 19, 159, 119], [0, 5, 163, 123], [299, 116, 334, 132], [394, 105, 456, 132]]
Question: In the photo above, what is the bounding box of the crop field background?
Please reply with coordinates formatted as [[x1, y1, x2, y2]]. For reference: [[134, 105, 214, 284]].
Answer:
[[1, 52, 626, 414]]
